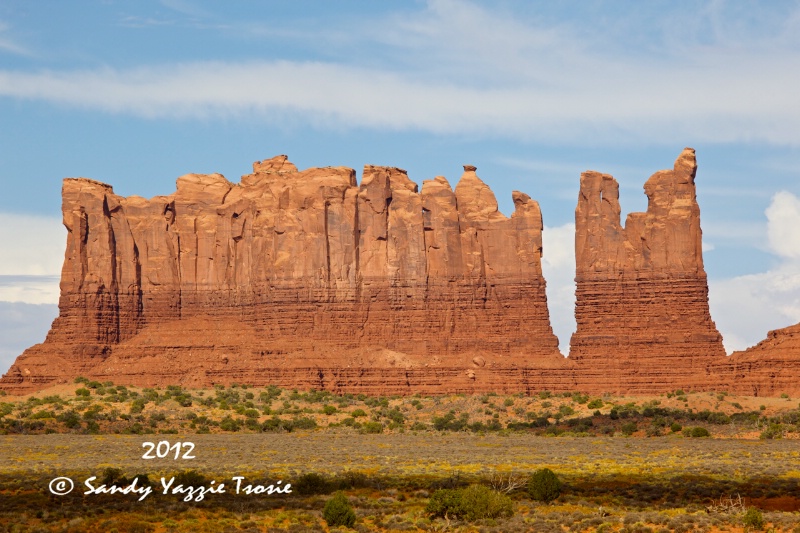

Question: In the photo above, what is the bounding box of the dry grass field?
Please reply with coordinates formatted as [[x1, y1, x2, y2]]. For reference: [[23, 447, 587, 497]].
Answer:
[[1, 382, 800, 531]]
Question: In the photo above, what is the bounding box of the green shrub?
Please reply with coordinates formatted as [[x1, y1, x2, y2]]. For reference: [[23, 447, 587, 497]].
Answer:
[[426, 488, 463, 518], [527, 468, 562, 503], [361, 421, 383, 434], [322, 405, 337, 415], [742, 507, 764, 530], [426, 485, 512, 521], [130, 399, 146, 414], [75, 388, 90, 397], [219, 416, 241, 432], [587, 399, 604, 409], [458, 484, 513, 520], [683, 426, 710, 438], [292, 417, 317, 430], [620, 421, 638, 436], [670, 422, 683, 433], [351, 408, 367, 417], [323, 492, 356, 528], [760, 423, 783, 440], [243, 408, 260, 419], [295, 472, 333, 495]]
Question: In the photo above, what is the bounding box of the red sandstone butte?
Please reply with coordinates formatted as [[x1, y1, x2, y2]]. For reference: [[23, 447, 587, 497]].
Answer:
[[569, 148, 728, 393], [715, 324, 800, 396], [0, 156, 565, 394]]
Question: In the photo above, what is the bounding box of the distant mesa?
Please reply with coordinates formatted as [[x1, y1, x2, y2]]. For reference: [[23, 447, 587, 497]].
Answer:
[[1, 150, 797, 396]]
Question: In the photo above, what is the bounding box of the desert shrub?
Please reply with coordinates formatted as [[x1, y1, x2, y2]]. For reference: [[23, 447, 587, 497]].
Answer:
[[426, 488, 463, 518], [336, 471, 369, 490], [219, 416, 241, 432], [243, 408, 260, 419], [760, 423, 783, 440], [527, 468, 562, 503], [172, 470, 207, 487], [683, 426, 710, 438], [292, 416, 317, 430], [742, 507, 764, 530], [75, 388, 90, 397], [323, 492, 356, 528], [261, 416, 293, 432], [504, 398, 515, 407], [295, 472, 333, 495], [102, 467, 125, 485], [351, 408, 367, 417], [670, 422, 683, 433], [130, 399, 146, 414], [426, 485, 512, 521], [459, 484, 513, 520], [572, 393, 589, 404], [587, 399, 604, 409], [321, 405, 337, 415], [361, 421, 383, 434], [57, 410, 81, 429], [384, 407, 405, 424], [621, 421, 638, 436]]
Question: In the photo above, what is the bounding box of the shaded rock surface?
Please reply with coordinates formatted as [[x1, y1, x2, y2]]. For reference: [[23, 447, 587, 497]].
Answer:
[[569, 148, 728, 393], [1, 156, 563, 394]]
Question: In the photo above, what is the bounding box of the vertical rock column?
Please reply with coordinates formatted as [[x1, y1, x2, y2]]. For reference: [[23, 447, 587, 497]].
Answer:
[[569, 148, 726, 393]]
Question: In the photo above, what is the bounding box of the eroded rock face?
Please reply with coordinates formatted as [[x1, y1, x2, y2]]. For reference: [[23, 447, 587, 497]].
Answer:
[[569, 148, 727, 393], [716, 324, 800, 396], [1, 156, 563, 394]]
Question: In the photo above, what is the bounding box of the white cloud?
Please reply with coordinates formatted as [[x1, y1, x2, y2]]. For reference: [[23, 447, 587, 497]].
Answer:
[[766, 191, 800, 258], [0, 212, 63, 305], [710, 191, 800, 352], [542, 223, 576, 354], [0, 213, 65, 276], [0, 2, 799, 144]]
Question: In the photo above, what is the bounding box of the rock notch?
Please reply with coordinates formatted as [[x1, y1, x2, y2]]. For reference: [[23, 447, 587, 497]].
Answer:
[[569, 148, 727, 393], [0, 156, 563, 394]]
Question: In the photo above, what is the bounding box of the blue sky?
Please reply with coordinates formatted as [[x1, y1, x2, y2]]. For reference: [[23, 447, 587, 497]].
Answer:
[[1, 0, 800, 374]]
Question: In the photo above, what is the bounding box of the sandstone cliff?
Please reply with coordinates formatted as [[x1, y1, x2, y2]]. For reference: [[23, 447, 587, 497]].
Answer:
[[569, 148, 728, 393], [716, 324, 800, 396], [0, 156, 563, 394]]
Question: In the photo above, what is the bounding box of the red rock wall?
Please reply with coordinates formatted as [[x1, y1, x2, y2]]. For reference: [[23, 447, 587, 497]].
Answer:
[[1, 156, 563, 394], [713, 324, 800, 396], [569, 148, 728, 393]]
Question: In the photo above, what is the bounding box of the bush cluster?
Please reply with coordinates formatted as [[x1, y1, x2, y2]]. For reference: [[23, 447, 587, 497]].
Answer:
[[527, 468, 562, 502], [426, 485, 513, 521], [323, 492, 356, 527]]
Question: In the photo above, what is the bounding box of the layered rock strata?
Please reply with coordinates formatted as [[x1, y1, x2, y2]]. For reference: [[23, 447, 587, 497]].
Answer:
[[716, 324, 800, 396], [569, 148, 727, 393], [1, 156, 564, 394]]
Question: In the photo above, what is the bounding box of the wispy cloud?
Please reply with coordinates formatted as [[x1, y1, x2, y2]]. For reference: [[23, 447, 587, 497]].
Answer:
[[0, 1, 798, 144], [0, 20, 32, 57]]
